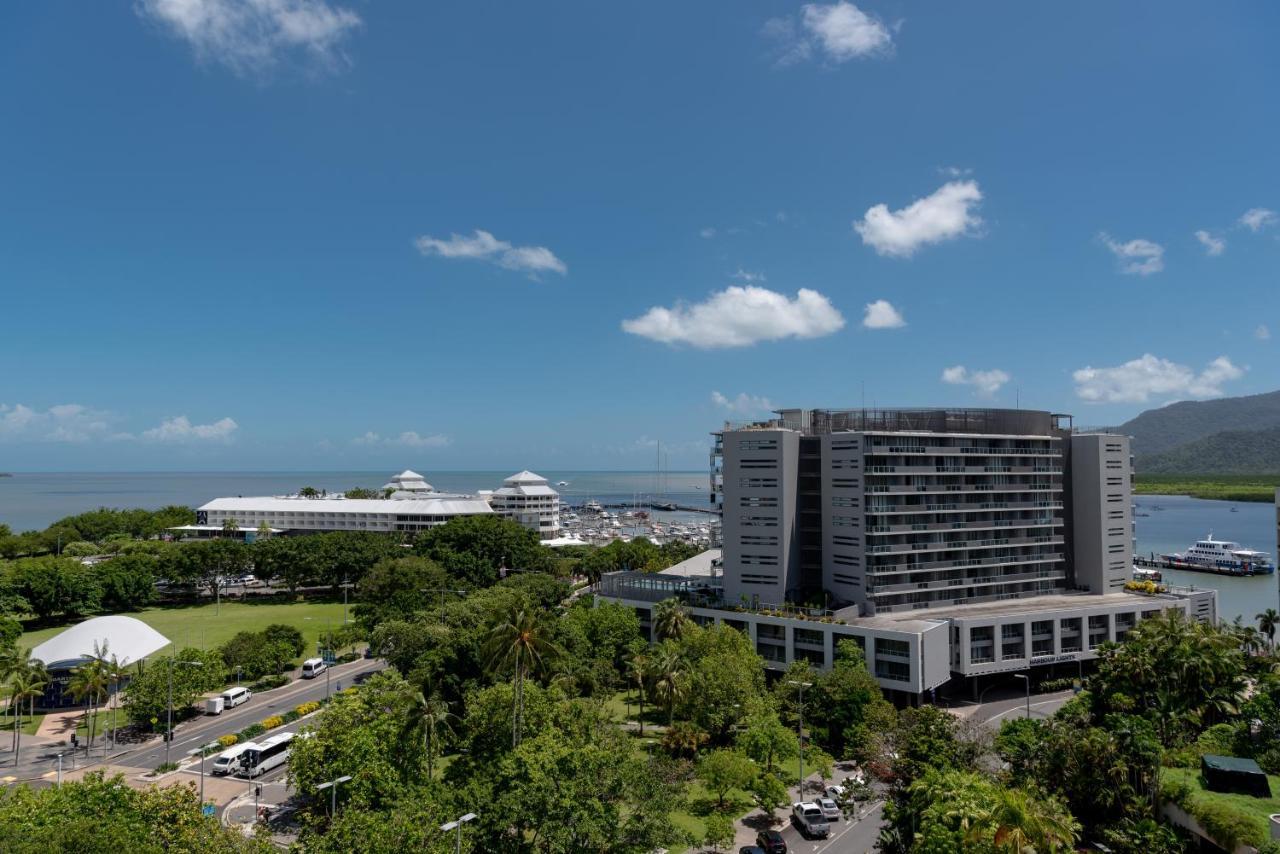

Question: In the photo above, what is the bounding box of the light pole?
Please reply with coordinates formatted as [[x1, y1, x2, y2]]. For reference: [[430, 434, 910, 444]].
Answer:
[[188, 742, 217, 808], [441, 812, 477, 854], [165, 657, 203, 765], [341, 578, 353, 624], [1014, 673, 1030, 719], [422, 588, 467, 625], [788, 680, 812, 795], [316, 774, 353, 817], [55, 751, 65, 785]]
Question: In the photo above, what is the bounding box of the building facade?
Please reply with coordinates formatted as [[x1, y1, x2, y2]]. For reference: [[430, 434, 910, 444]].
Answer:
[[485, 471, 561, 540], [598, 407, 1213, 700]]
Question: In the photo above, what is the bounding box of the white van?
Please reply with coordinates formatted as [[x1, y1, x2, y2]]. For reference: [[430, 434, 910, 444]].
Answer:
[[221, 686, 252, 708], [211, 743, 253, 776], [301, 658, 327, 679], [205, 696, 225, 715]]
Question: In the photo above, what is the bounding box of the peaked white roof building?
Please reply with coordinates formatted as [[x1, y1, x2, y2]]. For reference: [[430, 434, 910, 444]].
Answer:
[[487, 470, 561, 540], [382, 469, 434, 493]]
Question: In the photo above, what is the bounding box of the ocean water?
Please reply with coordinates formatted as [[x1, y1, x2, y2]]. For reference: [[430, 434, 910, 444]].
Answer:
[[1134, 494, 1278, 624], [0, 470, 714, 534], [2, 474, 1273, 623]]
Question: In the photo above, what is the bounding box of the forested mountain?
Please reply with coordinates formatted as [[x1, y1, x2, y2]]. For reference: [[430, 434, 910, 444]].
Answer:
[[1119, 390, 1280, 456], [1138, 425, 1280, 474]]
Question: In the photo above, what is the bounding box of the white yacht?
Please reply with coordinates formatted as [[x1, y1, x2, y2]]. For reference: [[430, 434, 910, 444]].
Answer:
[[1163, 534, 1275, 576]]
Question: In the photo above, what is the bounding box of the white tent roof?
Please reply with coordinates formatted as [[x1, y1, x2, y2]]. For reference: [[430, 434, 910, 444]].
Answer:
[[32, 616, 170, 669], [381, 469, 434, 492]]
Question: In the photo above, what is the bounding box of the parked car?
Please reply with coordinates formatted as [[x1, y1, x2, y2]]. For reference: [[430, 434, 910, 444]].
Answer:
[[756, 829, 787, 854], [825, 783, 846, 801], [752, 829, 783, 850], [739, 847, 767, 854], [817, 796, 841, 821], [791, 802, 831, 839]]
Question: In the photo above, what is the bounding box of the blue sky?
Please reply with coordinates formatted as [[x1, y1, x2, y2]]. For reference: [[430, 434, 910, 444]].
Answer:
[[1, 1, 1277, 471]]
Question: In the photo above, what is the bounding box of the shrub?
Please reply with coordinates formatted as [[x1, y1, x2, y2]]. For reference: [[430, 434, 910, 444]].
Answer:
[[217, 734, 239, 747], [238, 723, 266, 741], [153, 761, 178, 774], [249, 674, 288, 692], [260, 715, 284, 730], [282, 710, 300, 724], [1195, 800, 1265, 851], [295, 701, 320, 716]]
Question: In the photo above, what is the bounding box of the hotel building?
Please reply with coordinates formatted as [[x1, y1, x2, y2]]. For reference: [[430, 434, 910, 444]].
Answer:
[[185, 469, 560, 540], [597, 408, 1215, 702]]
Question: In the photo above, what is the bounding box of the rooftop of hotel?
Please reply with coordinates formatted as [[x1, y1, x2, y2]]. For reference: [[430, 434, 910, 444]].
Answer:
[[199, 495, 494, 515], [840, 589, 1191, 628]]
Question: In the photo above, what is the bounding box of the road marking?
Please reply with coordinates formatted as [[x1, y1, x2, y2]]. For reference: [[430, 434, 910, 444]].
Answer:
[[984, 698, 1067, 725]]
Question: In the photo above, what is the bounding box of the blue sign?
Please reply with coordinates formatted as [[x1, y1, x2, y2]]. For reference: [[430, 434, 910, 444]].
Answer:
[[202, 804, 216, 817]]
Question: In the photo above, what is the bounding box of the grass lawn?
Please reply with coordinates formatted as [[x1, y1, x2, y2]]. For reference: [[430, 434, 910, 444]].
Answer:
[[17, 599, 352, 661], [0, 709, 44, 736], [74, 707, 129, 740], [1163, 766, 1280, 847]]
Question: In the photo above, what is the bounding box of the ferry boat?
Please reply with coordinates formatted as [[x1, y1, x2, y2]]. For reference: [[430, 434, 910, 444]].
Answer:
[[1160, 534, 1275, 576]]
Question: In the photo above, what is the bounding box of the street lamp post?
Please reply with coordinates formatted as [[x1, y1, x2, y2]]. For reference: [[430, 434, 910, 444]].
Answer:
[[188, 742, 217, 808], [422, 588, 468, 625], [165, 657, 203, 765], [341, 578, 353, 624], [1014, 673, 1030, 719], [787, 680, 812, 795], [441, 812, 477, 854], [316, 774, 353, 817]]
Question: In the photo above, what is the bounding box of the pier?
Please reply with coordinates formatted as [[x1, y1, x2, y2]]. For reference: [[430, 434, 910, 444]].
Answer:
[[564, 500, 721, 516]]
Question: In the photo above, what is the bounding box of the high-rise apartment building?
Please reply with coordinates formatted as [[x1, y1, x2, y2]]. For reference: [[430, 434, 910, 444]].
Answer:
[[598, 407, 1215, 701]]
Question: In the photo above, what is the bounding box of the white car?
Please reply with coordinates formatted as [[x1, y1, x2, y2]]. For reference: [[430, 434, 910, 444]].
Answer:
[[825, 784, 845, 801], [816, 796, 841, 821]]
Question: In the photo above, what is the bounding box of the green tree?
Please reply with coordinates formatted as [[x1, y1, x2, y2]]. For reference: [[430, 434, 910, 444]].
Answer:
[[344, 488, 380, 499], [650, 643, 689, 725], [750, 772, 789, 822], [652, 598, 690, 641], [626, 649, 650, 736], [415, 515, 554, 586], [9, 669, 46, 759], [7, 557, 101, 620], [660, 719, 708, 758], [121, 648, 225, 729], [67, 657, 109, 749], [703, 813, 734, 852], [405, 683, 456, 780], [696, 749, 757, 811], [1258, 608, 1279, 651], [679, 623, 766, 739], [987, 785, 1080, 853], [0, 769, 271, 853], [483, 606, 561, 748], [809, 638, 896, 759], [96, 553, 157, 611], [737, 711, 799, 773], [354, 556, 450, 630]]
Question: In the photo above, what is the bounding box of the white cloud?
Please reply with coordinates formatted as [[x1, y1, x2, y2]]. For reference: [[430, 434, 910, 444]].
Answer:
[[941, 366, 1010, 397], [137, 0, 361, 76], [699, 227, 717, 239], [141, 415, 238, 442], [622, 285, 845, 348], [765, 2, 892, 65], [1194, 230, 1226, 256], [731, 269, 766, 283], [0, 403, 123, 443], [1099, 233, 1164, 276], [1239, 207, 1277, 232], [711, 391, 775, 416], [414, 229, 566, 277], [352, 430, 450, 448], [1072, 354, 1244, 404], [854, 180, 983, 258], [1257, 324, 1271, 341], [862, 299, 905, 329]]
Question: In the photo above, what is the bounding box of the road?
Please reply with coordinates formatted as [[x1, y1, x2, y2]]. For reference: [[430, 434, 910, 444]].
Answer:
[[121, 657, 385, 770], [965, 689, 1075, 728], [773, 801, 885, 854]]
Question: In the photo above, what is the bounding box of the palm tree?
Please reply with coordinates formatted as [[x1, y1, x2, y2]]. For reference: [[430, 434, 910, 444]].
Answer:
[[987, 786, 1080, 853], [67, 663, 109, 750], [627, 651, 650, 736], [221, 517, 241, 538], [1258, 608, 1279, 651], [652, 598, 690, 641], [1, 647, 47, 724], [484, 606, 561, 748], [650, 645, 689, 726], [405, 684, 456, 780], [9, 670, 46, 765]]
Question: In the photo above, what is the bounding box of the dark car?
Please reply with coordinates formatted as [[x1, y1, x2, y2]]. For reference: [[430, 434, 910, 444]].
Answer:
[[739, 847, 767, 854], [756, 830, 787, 854]]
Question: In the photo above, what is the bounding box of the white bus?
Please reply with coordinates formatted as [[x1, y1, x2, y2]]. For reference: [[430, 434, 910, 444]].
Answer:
[[238, 731, 295, 778]]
